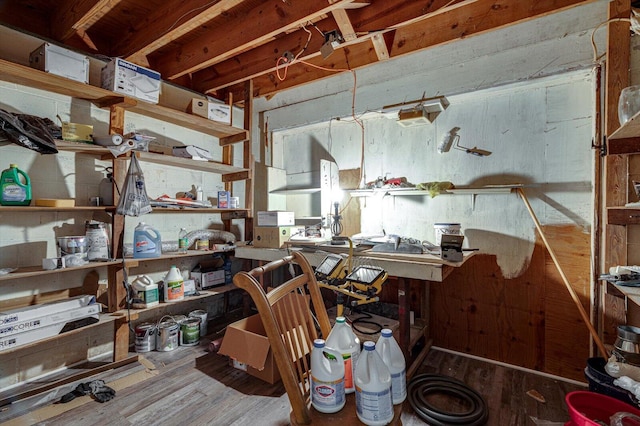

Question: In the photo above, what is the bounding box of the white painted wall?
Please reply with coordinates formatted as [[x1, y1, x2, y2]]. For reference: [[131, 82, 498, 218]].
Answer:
[[257, 2, 608, 278]]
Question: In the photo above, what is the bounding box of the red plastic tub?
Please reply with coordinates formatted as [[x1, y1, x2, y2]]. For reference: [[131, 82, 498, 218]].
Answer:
[[566, 390, 640, 426]]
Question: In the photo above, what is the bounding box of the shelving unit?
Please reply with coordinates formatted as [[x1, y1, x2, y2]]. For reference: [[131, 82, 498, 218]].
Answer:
[[349, 185, 521, 197], [607, 112, 640, 226], [0, 57, 253, 366]]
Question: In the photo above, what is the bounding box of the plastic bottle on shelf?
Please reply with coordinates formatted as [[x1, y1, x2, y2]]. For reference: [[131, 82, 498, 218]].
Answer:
[[178, 228, 188, 254], [354, 341, 393, 426], [133, 222, 162, 258], [375, 329, 407, 404], [325, 316, 360, 394], [131, 275, 159, 308], [310, 338, 345, 414], [0, 164, 31, 206], [163, 266, 184, 302], [196, 186, 203, 202]]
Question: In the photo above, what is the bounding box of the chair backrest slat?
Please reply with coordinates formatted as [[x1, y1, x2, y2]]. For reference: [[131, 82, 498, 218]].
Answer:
[[233, 252, 332, 425]]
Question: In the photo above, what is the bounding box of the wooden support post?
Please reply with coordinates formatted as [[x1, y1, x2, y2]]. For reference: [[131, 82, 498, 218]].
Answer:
[[398, 277, 411, 361], [113, 312, 130, 361]]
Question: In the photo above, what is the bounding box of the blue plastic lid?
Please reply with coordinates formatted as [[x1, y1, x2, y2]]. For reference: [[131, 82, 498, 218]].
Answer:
[[381, 329, 393, 337], [314, 339, 325, 348], [363, 341, 375, 351]]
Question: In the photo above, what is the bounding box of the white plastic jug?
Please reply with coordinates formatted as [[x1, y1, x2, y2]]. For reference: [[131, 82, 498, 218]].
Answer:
[[325, 316, 360, 394], [355, 341, 393, 426], [376, 329, 406, 404], [131, 275, 159, 308], [133, 222, 161, 258], [310, 338, 346, 414], [163, 266, 184, 302]]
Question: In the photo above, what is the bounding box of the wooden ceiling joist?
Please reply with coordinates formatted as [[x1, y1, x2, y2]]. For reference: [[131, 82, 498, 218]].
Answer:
[[52, 0, 122, 42], [120, 0, 246, 65], [152, 0, 358, 80]]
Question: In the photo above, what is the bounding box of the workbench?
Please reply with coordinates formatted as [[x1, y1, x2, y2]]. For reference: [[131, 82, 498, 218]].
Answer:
[[233, 243, 475, 378]]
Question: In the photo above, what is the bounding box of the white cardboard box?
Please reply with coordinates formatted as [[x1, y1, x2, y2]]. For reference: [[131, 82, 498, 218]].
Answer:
[[187, 99, 231, 125], [0, 303, 101, 337], [101, 58, 161, 104], [0, 295, 96, 326], [29, 43, 89, 84], [0, 307, 100, 352], [257, 211, 295, 227]]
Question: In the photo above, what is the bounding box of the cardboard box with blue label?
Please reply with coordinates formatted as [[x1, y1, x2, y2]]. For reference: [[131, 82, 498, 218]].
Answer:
[[101, 58, 161, 104]]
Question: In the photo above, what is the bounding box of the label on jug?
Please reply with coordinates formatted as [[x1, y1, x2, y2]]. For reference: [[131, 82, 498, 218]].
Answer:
[[311, 376, 345, 412]]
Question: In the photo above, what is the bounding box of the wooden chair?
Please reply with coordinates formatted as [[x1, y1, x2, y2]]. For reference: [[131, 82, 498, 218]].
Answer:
[[233, 251, 402, 425]]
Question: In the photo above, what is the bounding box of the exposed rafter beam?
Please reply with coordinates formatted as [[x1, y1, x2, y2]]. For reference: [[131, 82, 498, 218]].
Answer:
[[153, 0, 358, 80], [120, 0, 246, 65], [192, 0, 459, 93], [52, 0, 122, 42], [226, 0, 594, 100]]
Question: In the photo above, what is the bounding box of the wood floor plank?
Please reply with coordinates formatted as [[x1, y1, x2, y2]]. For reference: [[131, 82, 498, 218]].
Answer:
[[1, 342, 588, 426]]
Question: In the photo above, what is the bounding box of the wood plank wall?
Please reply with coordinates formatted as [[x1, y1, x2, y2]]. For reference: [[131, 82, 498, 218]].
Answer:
[[429, 224, 591, 382]]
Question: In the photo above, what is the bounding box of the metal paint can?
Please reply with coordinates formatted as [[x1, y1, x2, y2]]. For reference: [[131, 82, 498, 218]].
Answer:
[[180, 317, 201, 346], [196, 238, 209, 251], [134, 322, 156, 352], [189, 309, 208, 337], [156, 319, 179, 352]]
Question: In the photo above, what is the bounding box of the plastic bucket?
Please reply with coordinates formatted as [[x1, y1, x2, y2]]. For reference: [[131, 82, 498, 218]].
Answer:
[[565, 390, 640, 426]]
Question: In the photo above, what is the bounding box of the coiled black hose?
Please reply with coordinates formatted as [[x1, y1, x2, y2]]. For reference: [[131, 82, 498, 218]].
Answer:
[[407, 374, 489, 425]]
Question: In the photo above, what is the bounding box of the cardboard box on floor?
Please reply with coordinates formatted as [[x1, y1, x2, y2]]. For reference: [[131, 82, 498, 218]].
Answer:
[[219, 292, 310, 384]]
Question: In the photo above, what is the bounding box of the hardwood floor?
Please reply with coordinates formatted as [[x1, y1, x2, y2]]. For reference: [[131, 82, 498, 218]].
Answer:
[[0, 337, 586, 425]]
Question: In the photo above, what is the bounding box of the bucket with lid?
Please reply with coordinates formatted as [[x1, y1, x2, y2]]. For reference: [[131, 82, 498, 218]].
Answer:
[[156, 317, 179, 352], [189, 310, 208, 337], [134, 322, 157, 352], [179, 317, 201, 346]]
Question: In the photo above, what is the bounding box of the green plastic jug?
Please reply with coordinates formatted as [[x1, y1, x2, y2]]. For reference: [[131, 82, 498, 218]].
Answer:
[[0, 164, 31, 206]]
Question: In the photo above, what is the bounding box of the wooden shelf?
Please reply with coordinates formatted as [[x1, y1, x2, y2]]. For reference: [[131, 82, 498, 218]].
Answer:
[[608, 108, 640, 154], [350, 185, 521, 197], [120, 249, 234, 268], [134, 151, 248, 178], [55, 141, 250, 179], [112, 284, 238, 317], [608, 207, 640, 225], [0, 205, 115, 212], [0, 59, 248, 144], [0, 261, 121, 282], [269, 187, 321, 195], [0, 250, 234, 282]]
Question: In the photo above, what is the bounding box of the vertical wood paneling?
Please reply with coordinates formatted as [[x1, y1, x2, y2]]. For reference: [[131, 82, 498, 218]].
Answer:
[[431, 225, 590, 381]]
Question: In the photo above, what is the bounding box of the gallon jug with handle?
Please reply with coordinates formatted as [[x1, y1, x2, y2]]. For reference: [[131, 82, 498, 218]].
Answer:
[[355, 341, 393, 426], [0, 164, 31, 206], [310, 338, 345, 414], [131, 275, 159, 308], [375, 328, 406, 404], [163, 266, 184, 302], [325, 316, 360, 394], [133, 222, 161, 258]]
